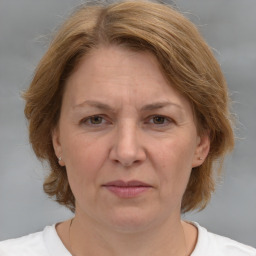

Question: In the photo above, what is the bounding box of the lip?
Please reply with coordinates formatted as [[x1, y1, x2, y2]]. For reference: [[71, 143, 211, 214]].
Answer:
[[102, 180, 152, 198]]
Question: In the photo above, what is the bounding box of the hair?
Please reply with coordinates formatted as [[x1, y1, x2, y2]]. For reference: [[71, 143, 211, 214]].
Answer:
[[24, 0, 234, 213]]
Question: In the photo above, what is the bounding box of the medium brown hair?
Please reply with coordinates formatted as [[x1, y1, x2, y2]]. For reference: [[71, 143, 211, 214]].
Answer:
[[24, 0, 234, 213]]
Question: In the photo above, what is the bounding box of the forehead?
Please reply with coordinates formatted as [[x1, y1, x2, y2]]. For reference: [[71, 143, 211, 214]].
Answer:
[[67, 46, 166, 89], [62, 45, 193, 115]]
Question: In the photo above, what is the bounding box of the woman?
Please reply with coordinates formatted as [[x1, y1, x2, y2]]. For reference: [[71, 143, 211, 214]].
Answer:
[[0, 1, 255, 255]]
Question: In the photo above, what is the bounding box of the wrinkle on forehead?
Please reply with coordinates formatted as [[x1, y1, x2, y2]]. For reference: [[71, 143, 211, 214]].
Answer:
[[63, 45, 194, 121]]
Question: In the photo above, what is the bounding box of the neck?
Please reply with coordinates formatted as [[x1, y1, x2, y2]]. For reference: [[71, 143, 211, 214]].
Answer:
[[68, 213, 188, 256]]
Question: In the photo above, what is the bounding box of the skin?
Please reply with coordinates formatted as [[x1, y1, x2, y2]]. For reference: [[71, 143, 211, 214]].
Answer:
[[53, 45, 210, 256]]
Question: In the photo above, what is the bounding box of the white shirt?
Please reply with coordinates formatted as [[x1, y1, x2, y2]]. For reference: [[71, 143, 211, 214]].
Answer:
[[0, 222, 255, 256]]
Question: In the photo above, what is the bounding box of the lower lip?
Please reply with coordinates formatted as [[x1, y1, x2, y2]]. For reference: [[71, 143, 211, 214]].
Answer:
[[104, 186, 151, 198]]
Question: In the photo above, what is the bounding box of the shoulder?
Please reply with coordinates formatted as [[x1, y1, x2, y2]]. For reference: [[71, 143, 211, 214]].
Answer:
[[191, 222, 256, 256], [0, 225, 69, 256], [0, 228, 48, 256]]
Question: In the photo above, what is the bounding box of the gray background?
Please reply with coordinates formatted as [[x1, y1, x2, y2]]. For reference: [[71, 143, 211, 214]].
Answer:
[[0, 0, 255, 248]]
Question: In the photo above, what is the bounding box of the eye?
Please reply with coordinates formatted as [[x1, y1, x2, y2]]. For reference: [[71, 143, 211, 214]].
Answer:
[[152, 116, 166, 124], [147, 115, 173, 127], [89, 116, 103, 124], [81, 115, 107, 126]]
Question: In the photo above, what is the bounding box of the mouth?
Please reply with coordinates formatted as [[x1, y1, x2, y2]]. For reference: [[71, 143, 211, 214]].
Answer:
[[102, 180, 152, 198]]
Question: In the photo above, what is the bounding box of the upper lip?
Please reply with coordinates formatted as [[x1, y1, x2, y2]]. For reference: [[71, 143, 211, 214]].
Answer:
[[103, 180, 152, 187]]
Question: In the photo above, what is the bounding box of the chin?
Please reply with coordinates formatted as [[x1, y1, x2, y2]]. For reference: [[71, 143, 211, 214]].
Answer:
[[103, 207, 160, 233]]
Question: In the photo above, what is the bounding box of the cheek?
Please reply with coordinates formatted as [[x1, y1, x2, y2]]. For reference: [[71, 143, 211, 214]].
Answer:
[[61, 136, 110, 207], [62, 135, 107, 186], [153, 137, 196, 189], [157, 138, 196, 168]]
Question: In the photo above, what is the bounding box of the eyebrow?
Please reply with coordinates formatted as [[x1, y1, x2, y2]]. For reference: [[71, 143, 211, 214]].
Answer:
[[73, 100, 182, 112], [141, 102, 182, 111], [73, 100, 115, 111]]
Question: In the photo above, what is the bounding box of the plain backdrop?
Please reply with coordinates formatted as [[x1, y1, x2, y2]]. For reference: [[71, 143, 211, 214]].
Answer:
[[0, 0, 255, 248]]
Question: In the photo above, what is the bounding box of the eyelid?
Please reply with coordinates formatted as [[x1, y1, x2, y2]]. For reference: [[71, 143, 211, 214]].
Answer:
[[80, 114, 111, 126], [79, 114, 174, 128], [146, 115, 174, 126]]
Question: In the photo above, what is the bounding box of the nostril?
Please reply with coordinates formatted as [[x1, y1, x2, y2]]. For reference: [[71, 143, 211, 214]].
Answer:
[[109, 133, 147, 167]]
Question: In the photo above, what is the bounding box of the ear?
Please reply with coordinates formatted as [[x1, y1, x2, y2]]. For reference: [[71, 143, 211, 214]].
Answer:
[[52, 126, 65, 166], [192, 132, 210, 168]]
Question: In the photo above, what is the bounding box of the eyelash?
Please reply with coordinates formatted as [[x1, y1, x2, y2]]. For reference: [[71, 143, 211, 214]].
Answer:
[[80, 115, 174, 128], [80, 115, 110, 126], [146, 115, 173, 126]]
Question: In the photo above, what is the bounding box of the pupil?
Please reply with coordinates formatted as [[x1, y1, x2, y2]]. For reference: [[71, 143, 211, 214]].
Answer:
[[154, 116, 164, 124], [92, 116, 102, 124]]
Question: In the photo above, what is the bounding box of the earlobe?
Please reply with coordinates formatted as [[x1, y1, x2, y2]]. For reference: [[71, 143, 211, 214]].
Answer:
[[52, 127, 65, 166], [192, 132, 210, 168]]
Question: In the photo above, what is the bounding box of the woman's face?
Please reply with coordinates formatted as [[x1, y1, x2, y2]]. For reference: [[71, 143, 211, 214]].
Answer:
[[53, 46, 209, 232]]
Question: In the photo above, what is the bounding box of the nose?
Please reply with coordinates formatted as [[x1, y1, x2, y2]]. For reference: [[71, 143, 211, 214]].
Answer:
[[109, 122, 146, 167]]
